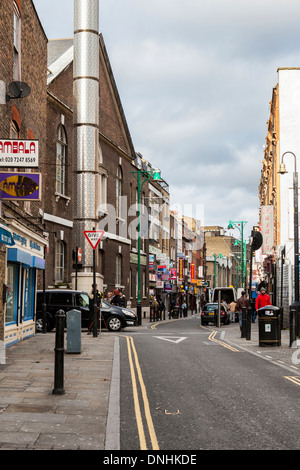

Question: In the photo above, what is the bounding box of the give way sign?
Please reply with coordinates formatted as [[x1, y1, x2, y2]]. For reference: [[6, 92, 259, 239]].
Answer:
[[83, 230, 104, 249]]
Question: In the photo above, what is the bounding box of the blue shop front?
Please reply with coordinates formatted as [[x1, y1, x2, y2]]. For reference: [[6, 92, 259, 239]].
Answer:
[[3, 221, 46, 347]]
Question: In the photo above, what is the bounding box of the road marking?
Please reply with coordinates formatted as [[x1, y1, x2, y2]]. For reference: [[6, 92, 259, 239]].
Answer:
[[284, 376, 300, 387], [126, 336, 159, 451], [208, 330, 239, 352], [154, 336, 187, 344]]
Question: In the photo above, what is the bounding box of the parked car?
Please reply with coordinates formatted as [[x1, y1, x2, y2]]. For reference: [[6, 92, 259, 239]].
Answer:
[[201, 302, 230, 326], [35, 290, 137, 333]]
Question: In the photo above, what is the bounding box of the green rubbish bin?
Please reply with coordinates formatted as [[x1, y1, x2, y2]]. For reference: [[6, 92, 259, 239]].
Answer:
[[258, 306, 281, 347]]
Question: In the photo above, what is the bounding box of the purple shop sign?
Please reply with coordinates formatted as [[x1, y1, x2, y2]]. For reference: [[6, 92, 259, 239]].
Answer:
[[0, 172, 41, 200]]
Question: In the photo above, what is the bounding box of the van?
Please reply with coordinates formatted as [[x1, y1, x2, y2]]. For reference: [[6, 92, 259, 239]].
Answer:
[[212, 287, 237, 304]]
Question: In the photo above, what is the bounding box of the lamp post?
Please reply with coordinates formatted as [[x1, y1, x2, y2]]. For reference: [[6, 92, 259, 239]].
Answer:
[[131, 167, 162, 325], [213, 253, 223, 288], [279, 151, 299, 303], [228, 220, 247, 289]]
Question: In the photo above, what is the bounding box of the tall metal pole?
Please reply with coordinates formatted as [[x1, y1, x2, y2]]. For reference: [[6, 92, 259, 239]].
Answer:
[[73, 0, 100, 281], [137, 170, 141, 325], [294, 170, 299, 302]]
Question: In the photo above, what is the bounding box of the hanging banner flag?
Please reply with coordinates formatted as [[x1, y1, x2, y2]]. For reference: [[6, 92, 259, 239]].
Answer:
[[170, 268, 177, 279], [261, 206, 273, 255], [191, 262, 195, 281], [178, 258, 184, 281]]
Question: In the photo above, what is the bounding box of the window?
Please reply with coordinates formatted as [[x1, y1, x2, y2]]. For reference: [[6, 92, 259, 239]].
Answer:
[[13, 2, 21, 80], [50, 292, 72, 305], [116, 165, 123, 218], [23, 268, 35, 321], [115, 254, 122, 286], [55, 241, 65, 282], [75, 293, 89, 307], [56, 125, 67, 195]]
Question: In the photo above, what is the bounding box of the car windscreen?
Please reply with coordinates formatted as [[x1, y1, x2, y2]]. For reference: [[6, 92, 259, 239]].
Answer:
[[205, 304, 218, 311], [75, 293, 89, 307]]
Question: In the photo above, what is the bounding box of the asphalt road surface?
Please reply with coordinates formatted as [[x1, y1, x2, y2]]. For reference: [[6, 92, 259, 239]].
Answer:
[[119, 316, 300, 451]]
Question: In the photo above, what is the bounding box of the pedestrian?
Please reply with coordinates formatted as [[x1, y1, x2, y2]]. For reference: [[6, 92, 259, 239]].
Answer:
[[118, 289, 127, 307], [87, 284, 102, 334], [235, 291, 249, 330], [158, 299, 164, 320], [152, 297, 158, 321], [111, 288, 122, 306], [182, 301, 188, 318], [229, 300, 236, 323], [255, 287, 271, 311], [251, 287, 258, 323]]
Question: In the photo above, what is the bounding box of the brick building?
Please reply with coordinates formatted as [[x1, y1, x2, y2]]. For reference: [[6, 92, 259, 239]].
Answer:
[[0, 0, 48, 346], [43, 35, 150, 312]]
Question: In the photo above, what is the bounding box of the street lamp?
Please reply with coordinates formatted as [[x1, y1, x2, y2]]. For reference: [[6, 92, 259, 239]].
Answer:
[[131, 166, 162, 325], [213, 253, 223, 288], [278, 151, 299, 303], [228, 220, 247, 289]]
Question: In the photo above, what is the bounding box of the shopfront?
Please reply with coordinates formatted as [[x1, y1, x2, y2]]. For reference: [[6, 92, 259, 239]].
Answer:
[[4, 221, 46, 347]]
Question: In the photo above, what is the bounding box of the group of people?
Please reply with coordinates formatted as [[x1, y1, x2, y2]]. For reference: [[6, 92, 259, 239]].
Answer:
[[87, 284, 127, 333], [233, 286, 271, 330]]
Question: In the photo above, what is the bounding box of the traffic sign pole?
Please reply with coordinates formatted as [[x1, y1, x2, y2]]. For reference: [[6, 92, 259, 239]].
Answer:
[[83, 230, 104, 338]]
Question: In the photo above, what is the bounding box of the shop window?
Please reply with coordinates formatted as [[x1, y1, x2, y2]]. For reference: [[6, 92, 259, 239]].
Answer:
[[6, 263, 19, 325], [56, 125, 67, 195]]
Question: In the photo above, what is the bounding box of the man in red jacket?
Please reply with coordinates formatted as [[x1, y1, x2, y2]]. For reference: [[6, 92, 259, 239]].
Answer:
[[255, 287, 271, 310]]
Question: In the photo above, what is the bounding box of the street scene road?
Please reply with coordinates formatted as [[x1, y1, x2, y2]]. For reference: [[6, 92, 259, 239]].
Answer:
[[118, 316, 300, 451]]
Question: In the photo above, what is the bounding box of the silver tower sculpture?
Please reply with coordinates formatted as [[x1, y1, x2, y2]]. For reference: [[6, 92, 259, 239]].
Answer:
[[73, 0, 100, 281]]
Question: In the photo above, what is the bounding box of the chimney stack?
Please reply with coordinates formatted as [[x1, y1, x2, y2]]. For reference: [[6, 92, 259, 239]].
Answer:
[[73, 0, 99, 282]]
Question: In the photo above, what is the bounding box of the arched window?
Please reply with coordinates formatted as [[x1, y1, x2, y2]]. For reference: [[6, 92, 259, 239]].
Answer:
[[55, 240, 65, 282], [116, 165, 123, 218], [56, 125, 67, 195]]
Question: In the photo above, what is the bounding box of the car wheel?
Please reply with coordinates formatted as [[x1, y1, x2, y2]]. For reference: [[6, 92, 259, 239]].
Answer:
[[35, 316, 52, 333], [107, 316, 122, 332]]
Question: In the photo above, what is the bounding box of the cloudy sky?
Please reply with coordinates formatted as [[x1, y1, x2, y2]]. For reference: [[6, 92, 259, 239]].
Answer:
[[33, 0, 300, 238]]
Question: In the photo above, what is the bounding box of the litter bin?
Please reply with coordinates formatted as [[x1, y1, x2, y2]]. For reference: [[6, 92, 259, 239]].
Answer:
[[172, 306, 179, 319], [67, 309, 81, 354], [258, 306, 281, 347]]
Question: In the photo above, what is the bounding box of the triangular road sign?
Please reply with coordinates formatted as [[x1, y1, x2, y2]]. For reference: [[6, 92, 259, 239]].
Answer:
[[154, 336, 187, 344], [83, 230, 104, 249]]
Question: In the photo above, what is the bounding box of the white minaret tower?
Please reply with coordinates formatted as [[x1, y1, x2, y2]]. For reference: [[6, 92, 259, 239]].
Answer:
[[73, 0, 100, 290]]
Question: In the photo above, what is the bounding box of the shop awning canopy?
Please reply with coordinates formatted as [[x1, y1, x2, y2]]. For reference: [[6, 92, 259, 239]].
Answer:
[[7, 248, 45, 270]]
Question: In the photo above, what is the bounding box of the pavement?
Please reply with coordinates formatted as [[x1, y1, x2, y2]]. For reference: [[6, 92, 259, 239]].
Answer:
[[0, 312, 298, 451]]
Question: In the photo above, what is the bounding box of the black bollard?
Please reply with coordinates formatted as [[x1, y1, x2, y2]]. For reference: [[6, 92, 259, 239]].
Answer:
[[290, 309, 296, 348], [241, 307, 247, 338], [246, 306, 251, 341], [53, 309, 66, 395]]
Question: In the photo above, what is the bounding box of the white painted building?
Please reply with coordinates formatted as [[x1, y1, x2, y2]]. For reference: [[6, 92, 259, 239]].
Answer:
[[277, 68, 300, 310]]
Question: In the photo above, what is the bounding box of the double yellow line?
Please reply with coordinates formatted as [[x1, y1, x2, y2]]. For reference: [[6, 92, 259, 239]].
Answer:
[[126, 336, 159, 450], [208, 330, 239, 352], [284, 376, 300, 387]]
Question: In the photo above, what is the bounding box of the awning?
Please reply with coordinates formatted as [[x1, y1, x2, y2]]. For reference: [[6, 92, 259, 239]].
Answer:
[[7, 248, 45, 270], [0, 226, 15, 246]]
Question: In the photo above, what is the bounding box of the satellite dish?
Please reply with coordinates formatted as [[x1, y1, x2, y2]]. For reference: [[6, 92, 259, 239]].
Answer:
[[6, 81, 31, 102]]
